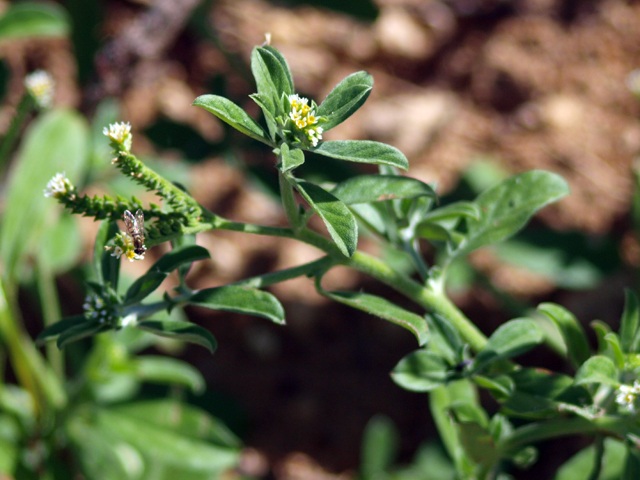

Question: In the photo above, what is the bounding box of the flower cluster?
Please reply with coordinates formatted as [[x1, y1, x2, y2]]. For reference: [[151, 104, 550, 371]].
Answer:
[[103, 122, 132, 153], [44, 172, 75, 199], [288, 94, 323, 147], [25, 70, 55, 108], [83, 295, 112, 323], [615, 381, 640, 413], [105, 231, 145, 262]]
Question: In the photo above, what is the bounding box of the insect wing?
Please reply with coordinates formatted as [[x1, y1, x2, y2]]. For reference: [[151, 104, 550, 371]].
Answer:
[[134, 209, 146, 236], [123, 209, 137, 233]]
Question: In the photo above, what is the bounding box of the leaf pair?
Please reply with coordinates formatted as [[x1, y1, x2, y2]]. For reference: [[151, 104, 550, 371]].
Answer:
[[391, 318, 544, 392]]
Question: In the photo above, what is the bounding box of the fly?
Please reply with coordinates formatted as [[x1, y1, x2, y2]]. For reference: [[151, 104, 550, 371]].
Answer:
[[123, 209, 146, 255]]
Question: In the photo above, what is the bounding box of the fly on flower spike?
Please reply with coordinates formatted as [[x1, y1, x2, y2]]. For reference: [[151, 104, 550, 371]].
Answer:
[[123, 209, 146, 255]]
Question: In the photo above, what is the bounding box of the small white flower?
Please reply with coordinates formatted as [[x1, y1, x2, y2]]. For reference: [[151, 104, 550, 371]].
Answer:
[[120, 314, 137, 327], [25, 70, 55, 108], [44, 172, 73, 198], [110, 246, 124, 259], [615, 381, 640, 413], [103, 122, 132, 152]]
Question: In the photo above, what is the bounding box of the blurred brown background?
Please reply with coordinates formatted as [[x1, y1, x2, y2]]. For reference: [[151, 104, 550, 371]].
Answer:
[[4, 0, 640, 478]]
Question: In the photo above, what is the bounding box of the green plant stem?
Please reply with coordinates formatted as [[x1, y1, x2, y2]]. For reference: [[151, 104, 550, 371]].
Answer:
[[499, 416, 639, 456], [156, 214, 488, 352], [0, 277, 66, 413], [403, 238, 430, 283], [35, 261, 64, 379], [0, 94, 34, 170]]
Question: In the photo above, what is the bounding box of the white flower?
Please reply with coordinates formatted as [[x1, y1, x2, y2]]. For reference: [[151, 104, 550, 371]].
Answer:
[[307, 127, 323, 147], [25, 70, 55, 108], [615, 381, 640, 413], [44, 172, 73, 198], [103, 122, 132, 152]]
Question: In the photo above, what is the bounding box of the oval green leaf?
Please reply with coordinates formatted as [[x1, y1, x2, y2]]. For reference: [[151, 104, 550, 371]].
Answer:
[[123, 271, 167, 304], [252, 46, 293, 100], [279, 143, 305, 172], [1, 109, 89, 280], [0, 3, 69, 40], [36, 315, 86, 344], [192, 94, 272, 146], [391, 350, 449, 392], [474, 318, 544, 372], [620, 289, 640, 353], [134, 356, 205, 393], [313, 140, 408, 170], [150, 245, 210, 274], [137, 320, 217, 353], [320, 289, 428, 346], [94, 408, 239, 474], [421, 201, 481, 223], [188, 285, 285, 324], [57, 320, 109, 349], [332, 175, 435, 205], [574, 355, 618, 386], [112, 399, 241, 448], [295, 180, 358, 257], [95, 219, 120, 288], [453, 170, 570, 257], [538, 303, 590, 368], [317, 71, 373, 131]]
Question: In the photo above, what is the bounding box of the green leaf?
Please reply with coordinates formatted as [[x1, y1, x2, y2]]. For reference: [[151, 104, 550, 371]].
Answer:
[[624, 445, 640, 480], [538, 303, 590, 368], [112, 399, 241, 449], [604, 333, 625, 369], [421, 201, 481, 223], [38, 212, 82, 272], [429, 381, 479, 475], [261, 46, 294, 94], [456, 421, 500, 467], [473, 375, 514, 398], [620, 289, 640, 353], [320, 289, 428, 346], [36, 315, 86, 344], [317, 71, 373, 131], [474, 318, 544, 372], [137, 320, 217, 353], [252, 46, 293, 99], [332, 175, 436, 205], [150, 245, 210, 274], [94, 407, 239, 475], [57, 320, 109, 349], [134, 356, 205, 393], [295, 180, 358, 257], [0, 2, 69, 40], [416, 221, 456, 243], [555, 438, 626, 480], [279, 143, 305, 172], [123, 271, 167, 304], [249, 93, 277, 138], [0, 109, 89, 280], [574, 355, 618, 386], [452, 170, 570, 258], [96, 219, 120, 288], [391, 350, 449, 392], [192, 94, 272, 146], [313, 140, 408, 170], [0, 438, 18, 474], [361, 415, 399, 480], [188, 285, 285, 325]]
